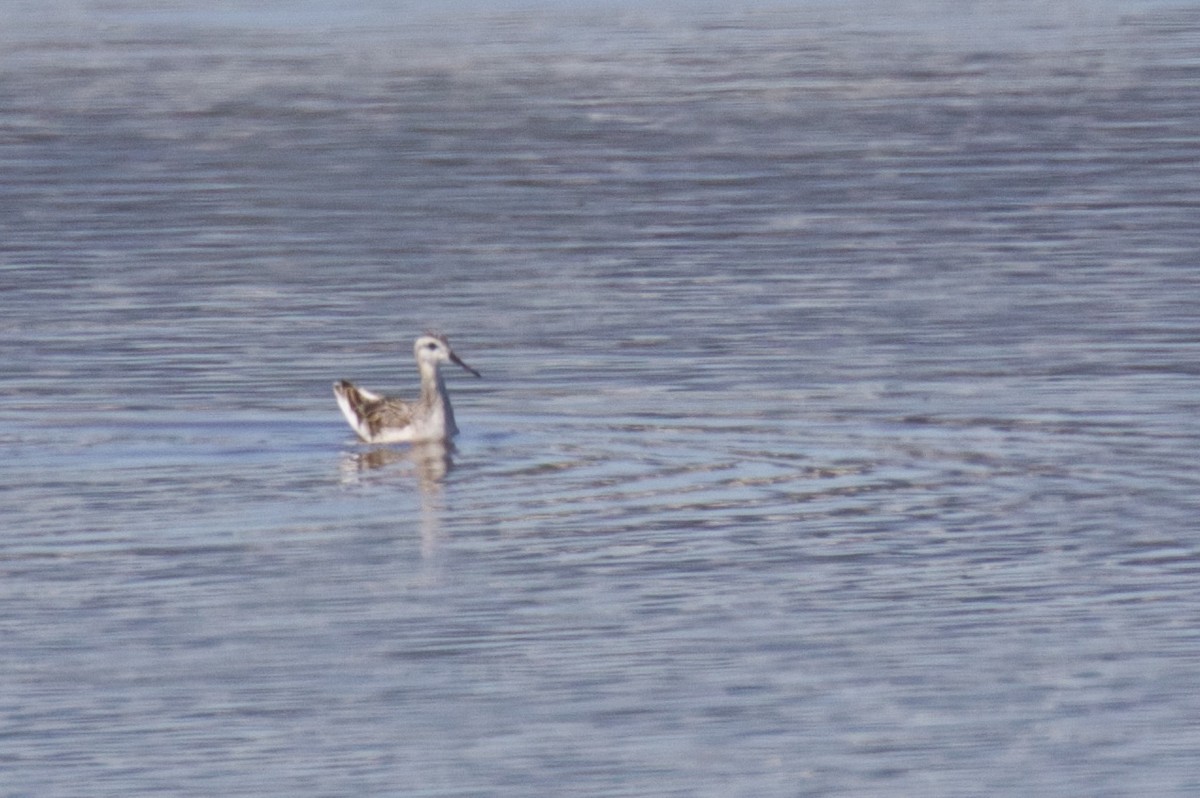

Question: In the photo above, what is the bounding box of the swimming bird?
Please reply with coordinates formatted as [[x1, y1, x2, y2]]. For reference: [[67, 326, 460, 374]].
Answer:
[[333, 333, 480, 443]]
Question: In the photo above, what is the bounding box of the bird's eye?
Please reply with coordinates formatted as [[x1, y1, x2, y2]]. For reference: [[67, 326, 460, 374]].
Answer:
[[426, 342, 438, 350]]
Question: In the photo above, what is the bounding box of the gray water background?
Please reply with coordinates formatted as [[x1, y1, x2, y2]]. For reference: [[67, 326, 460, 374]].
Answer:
[[3, 1, 1200, 795]]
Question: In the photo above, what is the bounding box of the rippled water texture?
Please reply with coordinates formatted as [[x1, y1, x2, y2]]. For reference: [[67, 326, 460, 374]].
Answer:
[[3, 1, 1200, 795]]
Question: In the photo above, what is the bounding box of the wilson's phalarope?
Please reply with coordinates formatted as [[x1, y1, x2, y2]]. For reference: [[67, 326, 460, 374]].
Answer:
[[333, 333, 480, 443]]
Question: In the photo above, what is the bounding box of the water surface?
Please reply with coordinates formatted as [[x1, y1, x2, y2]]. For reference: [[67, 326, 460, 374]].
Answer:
[[3, 2, 1200, 795]]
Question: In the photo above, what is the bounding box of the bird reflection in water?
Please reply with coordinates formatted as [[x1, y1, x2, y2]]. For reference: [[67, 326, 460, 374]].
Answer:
[[343, 441, 454, 485], [338, 441, 454, 561]]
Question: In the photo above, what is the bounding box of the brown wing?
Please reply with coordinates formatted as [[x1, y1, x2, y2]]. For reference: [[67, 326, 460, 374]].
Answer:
[[362, 397, 416, 438], [335, 380, 416, 440]]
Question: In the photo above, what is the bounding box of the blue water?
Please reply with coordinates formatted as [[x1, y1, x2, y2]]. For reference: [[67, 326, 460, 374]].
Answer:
[[3, 1, 1200, 795]]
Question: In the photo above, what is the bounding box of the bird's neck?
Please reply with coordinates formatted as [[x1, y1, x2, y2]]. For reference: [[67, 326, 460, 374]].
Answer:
[[418, 362, 445, 403], [419, 363, 457, 434]]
